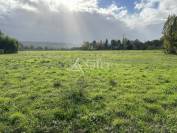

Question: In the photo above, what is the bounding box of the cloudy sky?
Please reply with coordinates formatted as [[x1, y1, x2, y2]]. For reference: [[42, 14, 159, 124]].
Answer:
[[0, 0, 177, 45]]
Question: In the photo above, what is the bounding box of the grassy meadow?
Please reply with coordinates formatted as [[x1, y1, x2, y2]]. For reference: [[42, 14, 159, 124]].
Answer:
[[0, 50, 177, 132]]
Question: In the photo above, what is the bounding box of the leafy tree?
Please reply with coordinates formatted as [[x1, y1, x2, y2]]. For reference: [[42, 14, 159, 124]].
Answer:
[[116, 40, 122, 50], [126, 40, 133, 50], [122, 37, 129, 49], [81, 42, 90, 50], [92, 40, 97, 50], [0, 31, 19, 53], [104, 39, 109, 49], [163, 15, 177, 54], [95, 40, 102, 50], [0, 30, 4, 36], [111, 40, 116, 50]]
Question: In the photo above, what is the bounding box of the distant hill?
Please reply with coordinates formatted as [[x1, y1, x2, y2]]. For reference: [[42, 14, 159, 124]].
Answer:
[[21, 41, 76, 49]]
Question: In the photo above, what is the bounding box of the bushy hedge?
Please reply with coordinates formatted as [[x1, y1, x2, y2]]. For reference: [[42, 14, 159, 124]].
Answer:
[[0, 31, 19, 54]]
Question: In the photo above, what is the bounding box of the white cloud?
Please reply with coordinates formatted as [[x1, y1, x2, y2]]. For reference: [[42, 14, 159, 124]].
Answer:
[[0, 0, 126, 16], [134, 0, 160, 10], [0, 0, 177, 44], [98, 4, 127, 19], [0, 0, 98, 13], [121, 0, 177, 29], [0, 0, 38, 15]]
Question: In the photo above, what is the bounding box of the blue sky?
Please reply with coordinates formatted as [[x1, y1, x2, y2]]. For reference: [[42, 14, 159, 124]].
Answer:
[[99, 0, 140, 13]]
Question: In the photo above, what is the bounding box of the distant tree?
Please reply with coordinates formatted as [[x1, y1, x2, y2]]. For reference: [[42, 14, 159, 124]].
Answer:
[[36, 46, 43, 50], [0, 30, 4, 36], [111, 40, 116, 50], [116, 40, 122, 50], [0, 31, 19, 54], [110, 40, 121, 50], [163, 15, 177, 54], [144, 39, 163, 50], [126, 40, 133, 50], [104, 39, 109, 49], [92, 40, 97, 50], [81, 42, 90, 50], [122, 37, 129, 49], [44, 46, 49, 50], [132, 39, 143, 50], [96, 40, 104, 50], [80, 38, 163, 51]]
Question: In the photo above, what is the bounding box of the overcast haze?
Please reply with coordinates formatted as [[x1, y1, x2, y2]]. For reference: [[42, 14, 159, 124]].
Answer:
[[0, 0, 177, 45]]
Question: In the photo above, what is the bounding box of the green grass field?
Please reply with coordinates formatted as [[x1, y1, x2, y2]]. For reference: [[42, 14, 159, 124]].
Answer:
[[0, 50, 177, 132]]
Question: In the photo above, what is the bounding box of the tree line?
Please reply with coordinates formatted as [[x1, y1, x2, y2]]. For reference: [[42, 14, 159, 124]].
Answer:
[[0, 14, 176, 54], [19, 45, 68, 51], [80, 38, 163, 50], [80, 14, 177, 54], [19, 38, 163, 51], [0, 31, 20, 54]]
